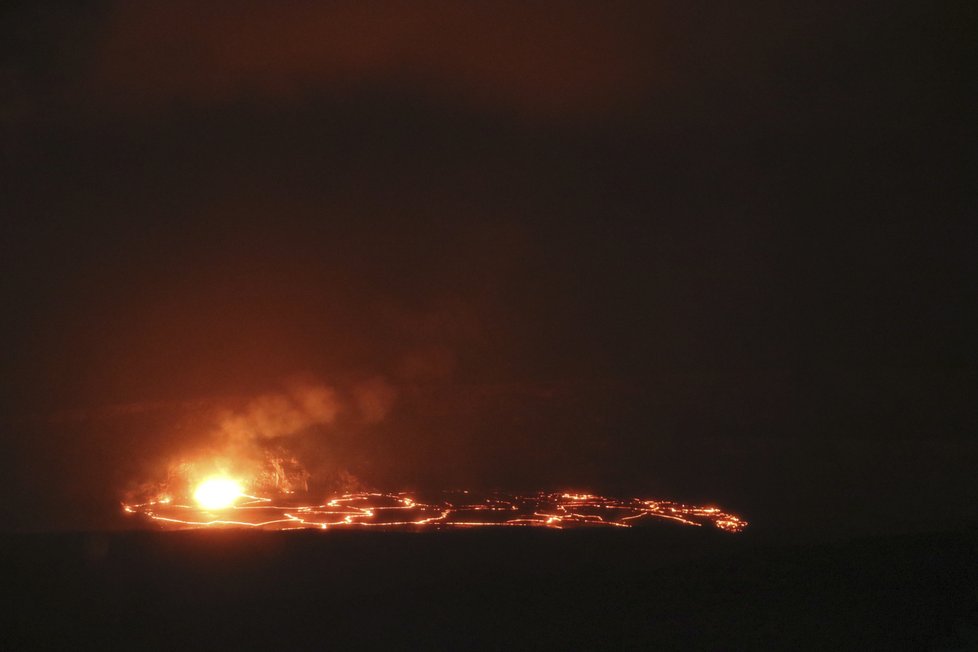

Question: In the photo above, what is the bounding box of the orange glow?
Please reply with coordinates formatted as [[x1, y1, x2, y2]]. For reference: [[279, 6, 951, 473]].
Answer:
[[123, 489, 748, 533], [193, 477, 244, 510]]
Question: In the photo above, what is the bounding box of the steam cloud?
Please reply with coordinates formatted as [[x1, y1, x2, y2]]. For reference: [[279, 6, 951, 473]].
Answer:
[[88, 1, 651, 117], [217, 382, 341, 442], [147, 377, 401, 498], [217, 376, 397, 441]]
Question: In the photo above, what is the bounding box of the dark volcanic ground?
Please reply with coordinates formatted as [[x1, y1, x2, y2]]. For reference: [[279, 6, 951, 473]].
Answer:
[[3, 526, 977, 650]]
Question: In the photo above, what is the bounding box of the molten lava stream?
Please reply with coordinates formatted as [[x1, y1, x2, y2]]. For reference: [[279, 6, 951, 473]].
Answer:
[[123, 485, 748, 533]]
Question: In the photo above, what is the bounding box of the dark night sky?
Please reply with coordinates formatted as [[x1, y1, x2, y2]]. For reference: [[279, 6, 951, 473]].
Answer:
[[1, 1, 974, 536]]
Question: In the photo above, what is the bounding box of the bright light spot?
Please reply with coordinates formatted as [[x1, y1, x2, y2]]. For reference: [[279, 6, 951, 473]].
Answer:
[[193, 477, 243, 510]]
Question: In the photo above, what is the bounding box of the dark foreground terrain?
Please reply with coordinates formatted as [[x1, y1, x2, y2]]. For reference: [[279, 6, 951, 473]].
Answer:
[[2, 526, 977, 650]]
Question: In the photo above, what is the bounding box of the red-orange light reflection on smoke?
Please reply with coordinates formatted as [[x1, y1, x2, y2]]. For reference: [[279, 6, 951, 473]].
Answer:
[[122, 491, 748, 533]]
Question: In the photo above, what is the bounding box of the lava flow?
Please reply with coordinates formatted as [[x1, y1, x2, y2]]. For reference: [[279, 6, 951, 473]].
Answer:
[[123, 487, 748, 533]]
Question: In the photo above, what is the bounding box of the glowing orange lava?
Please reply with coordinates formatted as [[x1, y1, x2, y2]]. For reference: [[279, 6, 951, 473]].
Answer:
[[192, 477, 244, 510], [122, 490, 748, 533]]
